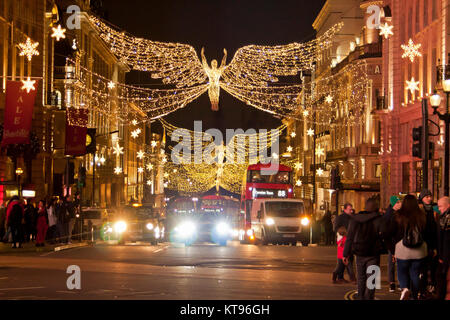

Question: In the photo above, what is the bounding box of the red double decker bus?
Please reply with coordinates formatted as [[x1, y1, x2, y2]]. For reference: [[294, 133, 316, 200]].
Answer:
[[239, 163, 294, 242]]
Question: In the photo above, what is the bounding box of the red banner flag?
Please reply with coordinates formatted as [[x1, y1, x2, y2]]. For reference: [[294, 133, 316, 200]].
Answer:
[[65, 108, 88, 156], [1, 80, 38, 146]]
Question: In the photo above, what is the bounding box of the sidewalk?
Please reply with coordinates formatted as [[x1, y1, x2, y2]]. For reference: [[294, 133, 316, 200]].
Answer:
[[0, 241, 90, 254]]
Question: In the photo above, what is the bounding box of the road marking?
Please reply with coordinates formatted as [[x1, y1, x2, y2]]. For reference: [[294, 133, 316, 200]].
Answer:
[[0, 287, 45, 291], [344, 290, 357, 300], [154, 244, 170, 253]]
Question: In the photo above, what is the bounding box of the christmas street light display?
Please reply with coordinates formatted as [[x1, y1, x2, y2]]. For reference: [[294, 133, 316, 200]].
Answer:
[[51, 25, 66, 41], [401, 39, 422, 63], [21, 77, 36, 93], [18, 38, 39, 61], [379, 23, 394, 39], [406, 77, 420, 94]]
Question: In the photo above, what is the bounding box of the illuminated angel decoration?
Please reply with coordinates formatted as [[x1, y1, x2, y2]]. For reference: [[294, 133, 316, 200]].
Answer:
[[89, 15, 343, 115], [201, 48, 227, 111]]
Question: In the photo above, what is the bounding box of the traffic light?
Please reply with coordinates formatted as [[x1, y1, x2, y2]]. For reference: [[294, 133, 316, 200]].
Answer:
[[330, 167, 342, 190], [79, 167, 86, 187], [86, 128, 96, 154], [412, 126, 422, 158]]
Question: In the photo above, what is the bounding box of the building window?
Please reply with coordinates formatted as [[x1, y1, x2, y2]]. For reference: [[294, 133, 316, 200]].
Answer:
[[416, 0, 420, 33], [402, 162, 410, 193], [375, 164, 382, 178], [432, 0, 437, 20]]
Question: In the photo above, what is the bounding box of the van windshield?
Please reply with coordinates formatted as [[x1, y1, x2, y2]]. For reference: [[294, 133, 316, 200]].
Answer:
[[265, 202, 304, 217]]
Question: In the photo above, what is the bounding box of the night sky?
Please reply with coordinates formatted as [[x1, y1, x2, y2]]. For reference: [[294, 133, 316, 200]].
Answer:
[[101, 0, 326, 135]]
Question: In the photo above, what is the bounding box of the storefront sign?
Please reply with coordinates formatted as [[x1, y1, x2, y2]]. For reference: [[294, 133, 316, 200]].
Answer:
[[65, 108, 88, 156], [1, 81, 38, 146]]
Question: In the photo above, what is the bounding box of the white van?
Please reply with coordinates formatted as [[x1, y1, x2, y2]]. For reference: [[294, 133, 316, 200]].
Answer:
[[250, 199, 311, 246]]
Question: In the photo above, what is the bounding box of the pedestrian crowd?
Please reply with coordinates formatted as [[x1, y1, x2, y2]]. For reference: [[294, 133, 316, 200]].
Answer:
[[0, 195, 78, 248], [330, 190, 450, 300]]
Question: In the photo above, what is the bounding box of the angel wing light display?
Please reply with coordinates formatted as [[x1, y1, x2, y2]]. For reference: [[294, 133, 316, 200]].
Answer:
[[89, 15, 343, 113]]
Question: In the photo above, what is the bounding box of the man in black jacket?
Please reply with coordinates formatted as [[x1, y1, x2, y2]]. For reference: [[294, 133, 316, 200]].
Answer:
[[418, 189, 438, 296], [343, 198, 385, 300], [333, 203, 355, 282], [436, 197, 450, 300]]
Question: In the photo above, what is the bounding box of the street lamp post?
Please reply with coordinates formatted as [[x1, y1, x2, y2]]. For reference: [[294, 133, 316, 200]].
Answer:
[[15, 168, 23, 197], [430, 79, 450, 196]]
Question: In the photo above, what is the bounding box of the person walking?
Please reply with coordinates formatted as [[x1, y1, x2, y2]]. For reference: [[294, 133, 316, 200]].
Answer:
[[333, 203, 356, 283], [418, 189, 439, 297], [65, 195, 76, 244], [436, 197, 450, 300], [386, 194, 436, 300], [46, 198, 58, 244], [23, 200, 35, 242], [321, 210, 333, 245], [332, 226, 349, 283], [0, 203, 6, 241], [35, 200, 48, 247], [343, 198, 385, 300], [384, 195, 402, 293], [55, 197, 67, 243], [6, 196, 24, 248]]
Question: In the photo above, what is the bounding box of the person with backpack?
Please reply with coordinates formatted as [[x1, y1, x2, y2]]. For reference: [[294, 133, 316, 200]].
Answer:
[[35, 200, 48, 247], [343, 198, 385, 300], [384, 195, 402, 293], [418, 189, 439, 297], [436, 197, 450, 300], [386, 194, 436, 300], [6, 196, 24, 248]]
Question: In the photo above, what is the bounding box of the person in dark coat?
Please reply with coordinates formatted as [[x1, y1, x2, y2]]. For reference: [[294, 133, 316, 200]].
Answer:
[[343, 198, 385, 300], [23, 200, 36, 242], [384, 195, 402, 292], [333, 203, 356, 283], [321, 210, 334, 245], [6, 196, 24, 248], [35, 200, 48, 247], [436, 197, 450, 300], [418, 189, 439, 296]]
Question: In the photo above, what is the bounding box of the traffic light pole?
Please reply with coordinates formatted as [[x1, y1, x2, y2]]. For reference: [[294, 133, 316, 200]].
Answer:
[[422, 99, 429, 189]]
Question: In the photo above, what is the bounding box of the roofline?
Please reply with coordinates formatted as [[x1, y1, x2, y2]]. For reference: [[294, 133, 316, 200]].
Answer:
[[312, 0, 330, 31]]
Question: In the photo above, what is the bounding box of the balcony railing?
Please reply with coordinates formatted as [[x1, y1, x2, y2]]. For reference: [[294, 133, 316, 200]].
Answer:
[[333, 42, 382, 74]]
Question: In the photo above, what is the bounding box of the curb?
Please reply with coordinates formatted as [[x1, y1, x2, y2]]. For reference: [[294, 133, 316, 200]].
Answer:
[[54, 242, 90, 252]]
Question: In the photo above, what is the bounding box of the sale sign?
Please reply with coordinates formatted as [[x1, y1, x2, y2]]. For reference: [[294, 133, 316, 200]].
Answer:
[[1, 80, 38, 146], [65, 108, 88, 156]]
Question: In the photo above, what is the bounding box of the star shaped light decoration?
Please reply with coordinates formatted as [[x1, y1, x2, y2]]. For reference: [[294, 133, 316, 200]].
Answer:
[[151, 140, 158, 148], [290, 131, 296, 138], [21, 77, 36, 93], [296, 179, 302, 186], [131, 119, 138, 126], [325, 95, 333, 104], [164, 172, 169, 178], [131, 130, 140, 138], [316, 168, 324, 176], [114, 167, 122, 174], [107, 81, 115, 89], [406, 77, 420, 94], [137, 167, 144, 173], [286, 146, 293, 152], [316, 145, 325, 157], [303, 110, 309, 117], [379, 23, 393, 39], [146, 163, 154, 171], [401, 39, 422, 62], [147, 180, 153, 186], [51, 24, 66, 41], [113, 142, 124, 155], [161, 156, 167, 163], [294, 162, 303, 171], [18, 38, 39, 61], [307, 128, 315, 137], [137, 150, 145, 159]]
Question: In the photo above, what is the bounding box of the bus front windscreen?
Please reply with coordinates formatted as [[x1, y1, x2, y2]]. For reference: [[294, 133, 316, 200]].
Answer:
[[265, 201, 304, 217], [249, 171, 291, 184]]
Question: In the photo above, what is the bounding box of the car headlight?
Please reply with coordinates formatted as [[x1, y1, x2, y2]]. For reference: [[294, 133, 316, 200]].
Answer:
[[301, 217, 310, 226], [175, 221, 196, 238], [216, 222, 231, 235], [146, 223, 154, 230], [114, 221, 127, 233], [265, 217, 275, 226]]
